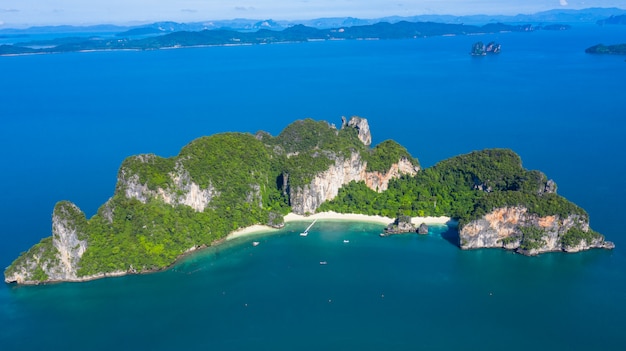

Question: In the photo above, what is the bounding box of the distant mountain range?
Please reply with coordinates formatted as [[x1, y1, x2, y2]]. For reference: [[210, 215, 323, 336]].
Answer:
[[1, 7, 625, 36], [0, 21, 570, 56]]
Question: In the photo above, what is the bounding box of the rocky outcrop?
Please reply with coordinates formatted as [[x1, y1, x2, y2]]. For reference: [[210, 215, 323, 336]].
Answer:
[[50, 202, 88, 280], [119, 157, 219, 212], [382, 216, 417, 235], [417, 223, 429, 235], [4, 201, 89, 284], [289, 152, 419, 214], [342, 116, 371, 146], [460, 206, 614, 255], [543, 179, 557, 194], [380, 219, 429, 236]]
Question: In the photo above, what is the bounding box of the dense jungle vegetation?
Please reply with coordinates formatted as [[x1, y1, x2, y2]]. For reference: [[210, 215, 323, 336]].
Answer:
[[5, 119, 592, 280]]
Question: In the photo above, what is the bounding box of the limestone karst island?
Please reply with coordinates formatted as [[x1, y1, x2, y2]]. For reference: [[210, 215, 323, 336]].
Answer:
[[4, 117, 614, 285]]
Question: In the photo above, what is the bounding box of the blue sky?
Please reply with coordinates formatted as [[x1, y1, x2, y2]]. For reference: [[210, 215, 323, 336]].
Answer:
[[0, 0, 624, 27]]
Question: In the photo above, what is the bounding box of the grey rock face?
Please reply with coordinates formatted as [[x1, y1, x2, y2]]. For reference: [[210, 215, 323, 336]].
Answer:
[[287, 117, 418, 215], [50, 202, 88, 281], [342, 116, 372, 146], [544, 179, 557, 194], [288, 152, 419, 214], [289, 152, 366, 214], [418, 223, 429, 235], [383, 216, 417, 234], [119, 159, 219, 212], [4, 201, 89, 284]]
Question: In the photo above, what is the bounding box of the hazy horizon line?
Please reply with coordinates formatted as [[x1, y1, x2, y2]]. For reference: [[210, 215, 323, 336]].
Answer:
[[1, 6, 625, 30]]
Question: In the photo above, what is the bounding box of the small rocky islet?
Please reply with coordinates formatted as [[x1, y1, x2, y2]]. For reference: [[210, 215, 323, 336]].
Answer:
[[381, 216, 430, 236]]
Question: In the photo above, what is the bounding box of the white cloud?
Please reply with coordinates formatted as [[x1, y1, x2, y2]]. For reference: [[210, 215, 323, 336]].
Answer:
[[235, 6, 256, 12], [560, 0, 569, 6]]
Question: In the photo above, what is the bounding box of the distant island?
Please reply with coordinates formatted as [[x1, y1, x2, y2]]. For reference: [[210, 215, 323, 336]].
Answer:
[[597, 14, 626, 25], [585, 43, 626, 55], [4, 117, 614, 285], [0, 21, 565, 56], [470, 41, 501, 56]]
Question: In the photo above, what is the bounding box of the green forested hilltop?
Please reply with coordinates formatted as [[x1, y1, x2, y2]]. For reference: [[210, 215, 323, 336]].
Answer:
[[365, 140, 418, 173], [261, 119, 368, 188]]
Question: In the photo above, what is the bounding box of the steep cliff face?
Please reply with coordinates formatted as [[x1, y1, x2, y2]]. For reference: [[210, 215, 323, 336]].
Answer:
[[4, 201, 88, 284], [290, 152, 365, 214], [288, 117, 419, 214], [364, 157, 417, 192], [118, 157, 219, 212], [460, 206, 614, 255], [50, 202, 89, 280], [289, 154, 419, 214]]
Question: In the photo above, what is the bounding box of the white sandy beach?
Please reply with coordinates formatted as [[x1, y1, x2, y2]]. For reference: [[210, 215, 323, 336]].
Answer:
[[225, 224, 279, 241], [225, 212, 453, 241], [284, 211, 451, 226]]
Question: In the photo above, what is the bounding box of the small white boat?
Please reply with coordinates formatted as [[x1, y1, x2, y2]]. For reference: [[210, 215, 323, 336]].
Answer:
[[319, 261, 327, 265], [299, 232, 308, 237], [343, 240, 350, 243], [252, 241, 260, 246]]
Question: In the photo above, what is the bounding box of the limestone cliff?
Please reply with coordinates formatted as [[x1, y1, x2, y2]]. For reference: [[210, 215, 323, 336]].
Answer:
[[289, 151, 365, 214], [289, 153, 418, 214], [118, 156, 219, 212], [459, 206, 614, 255], [4, 201, 89, 284], [286, 117, 419, 214], [364, 157, 417, 192]]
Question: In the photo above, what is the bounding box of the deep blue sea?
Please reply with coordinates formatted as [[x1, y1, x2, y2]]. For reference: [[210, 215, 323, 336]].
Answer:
[[1, 25, 626, 350]]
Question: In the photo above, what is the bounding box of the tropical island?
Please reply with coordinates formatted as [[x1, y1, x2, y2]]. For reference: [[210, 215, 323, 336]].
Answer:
[[0, 21, 551, 56], [4, 117, 613, 285], [585, 43, 626, 55]]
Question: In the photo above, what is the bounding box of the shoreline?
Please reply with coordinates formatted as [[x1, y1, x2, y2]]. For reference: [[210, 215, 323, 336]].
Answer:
[[224, 224, 280, 241], [9, 212, 453, 285], [222, 212, 454, 242], [221, 211, 457, 245], [284, 211, 453, 226]]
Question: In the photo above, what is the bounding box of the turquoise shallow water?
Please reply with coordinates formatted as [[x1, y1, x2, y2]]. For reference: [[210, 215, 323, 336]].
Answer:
[[1, 24, 626, 350], [2, 222, 624, 350]]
